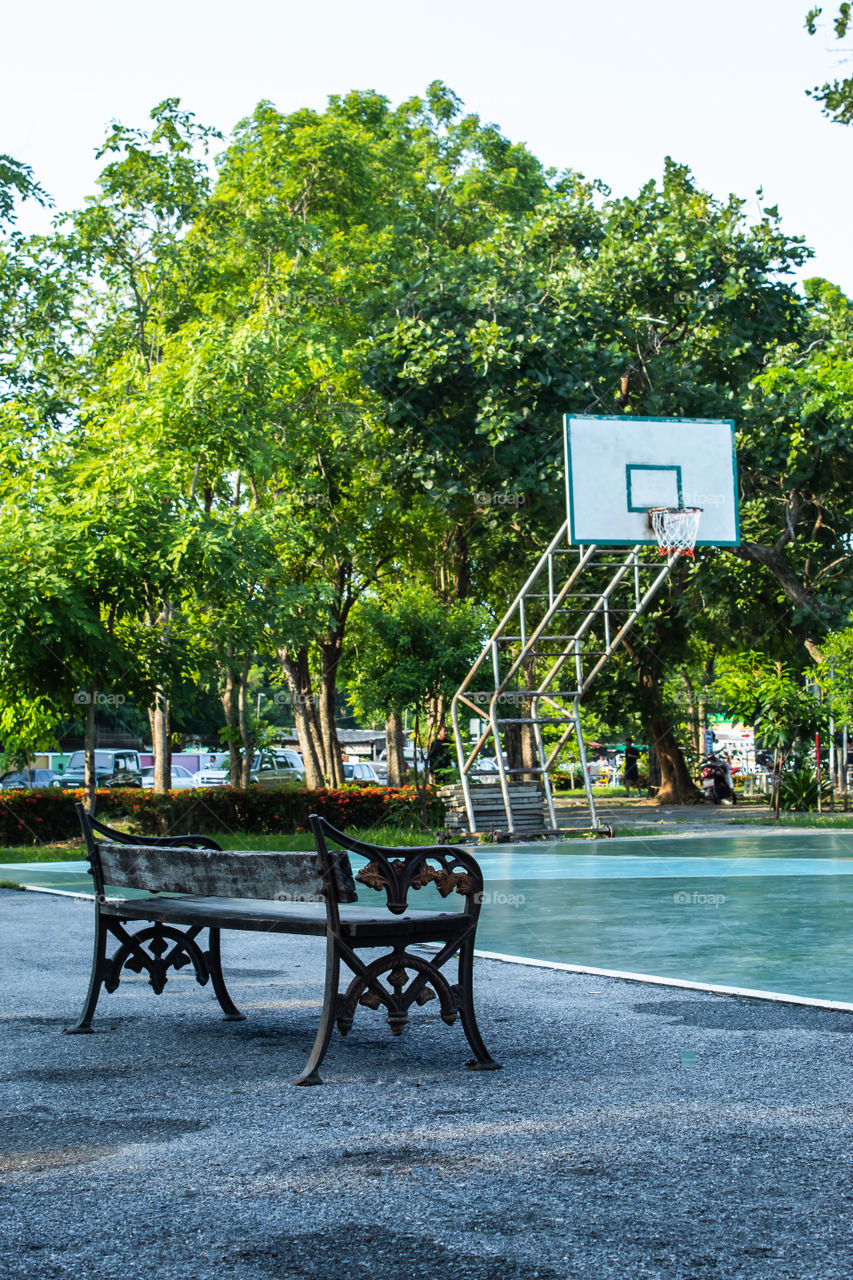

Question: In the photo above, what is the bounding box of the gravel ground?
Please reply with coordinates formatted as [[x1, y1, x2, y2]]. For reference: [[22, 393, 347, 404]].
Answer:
[[2, 887, 853, 1280]]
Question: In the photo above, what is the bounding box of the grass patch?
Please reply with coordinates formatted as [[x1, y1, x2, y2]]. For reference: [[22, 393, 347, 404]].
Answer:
[[741, 813, 853, 830], [0, 841, 85, 864], [0, 824, 445, 863], [213, 826, 443, 851]]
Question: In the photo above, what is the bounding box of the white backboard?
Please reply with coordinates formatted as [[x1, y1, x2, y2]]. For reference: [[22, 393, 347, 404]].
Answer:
[[564, 415, 740, 546]]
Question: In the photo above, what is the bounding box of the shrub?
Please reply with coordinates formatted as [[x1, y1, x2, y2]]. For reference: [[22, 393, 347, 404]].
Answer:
[[119, 783, 443, 837], [0, 783, 444, 845], [778, 765, 832, 812], [0, 787, 121, 845]]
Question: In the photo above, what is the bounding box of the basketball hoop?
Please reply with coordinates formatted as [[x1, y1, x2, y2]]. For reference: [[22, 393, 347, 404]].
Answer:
[[649, 507, 702, 558]]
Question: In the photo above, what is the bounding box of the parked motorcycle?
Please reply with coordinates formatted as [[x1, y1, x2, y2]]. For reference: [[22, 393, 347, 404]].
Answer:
[[700, 754, 737, 805]]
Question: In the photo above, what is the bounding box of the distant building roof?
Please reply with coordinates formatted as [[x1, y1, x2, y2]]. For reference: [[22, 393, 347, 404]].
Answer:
[[274, 728, 388, 750]]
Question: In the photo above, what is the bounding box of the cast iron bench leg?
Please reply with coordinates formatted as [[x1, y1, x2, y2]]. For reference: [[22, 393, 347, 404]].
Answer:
[[206, 928, 245, 1021], [293, 936, 341, 1086], [64, 910, 108, 1034], [455, 937, 501, 1071]]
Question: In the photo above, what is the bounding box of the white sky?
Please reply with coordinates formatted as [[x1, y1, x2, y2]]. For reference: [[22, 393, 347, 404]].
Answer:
[[4, 0, 851, 290]]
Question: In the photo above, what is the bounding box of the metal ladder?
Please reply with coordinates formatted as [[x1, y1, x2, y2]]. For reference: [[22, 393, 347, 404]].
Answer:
[[450, 521, 681, 833]]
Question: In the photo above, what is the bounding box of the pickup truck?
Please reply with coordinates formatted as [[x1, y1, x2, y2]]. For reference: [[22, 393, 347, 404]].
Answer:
[[60, 749, 143, 789]]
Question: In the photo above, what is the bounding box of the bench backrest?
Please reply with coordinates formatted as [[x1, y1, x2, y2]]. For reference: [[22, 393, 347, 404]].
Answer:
[[96, 842, 357, 903], [75, 803, 357, 904]]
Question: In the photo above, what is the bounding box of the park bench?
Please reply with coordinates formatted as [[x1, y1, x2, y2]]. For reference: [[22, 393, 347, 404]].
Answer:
[[67, 804, 500, 1084]]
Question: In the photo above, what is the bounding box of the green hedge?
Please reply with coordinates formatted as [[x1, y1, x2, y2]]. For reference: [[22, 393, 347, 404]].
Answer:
[[0, 788, 99, 845], [0, 783, 443, 845]]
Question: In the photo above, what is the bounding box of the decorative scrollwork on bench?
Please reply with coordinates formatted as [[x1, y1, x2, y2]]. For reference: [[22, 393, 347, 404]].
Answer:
[[103, 922, 210, 996], [335, 948, 458, 1038], [355, 855, 474, 910]]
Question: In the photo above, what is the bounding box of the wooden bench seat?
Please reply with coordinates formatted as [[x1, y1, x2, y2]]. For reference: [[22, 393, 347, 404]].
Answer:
[[67, 805, 500, 1084], [98, 894, 473, 939]]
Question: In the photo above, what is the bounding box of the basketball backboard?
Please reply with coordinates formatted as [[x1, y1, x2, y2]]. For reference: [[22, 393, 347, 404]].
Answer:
[[564, 415, 740, 546]]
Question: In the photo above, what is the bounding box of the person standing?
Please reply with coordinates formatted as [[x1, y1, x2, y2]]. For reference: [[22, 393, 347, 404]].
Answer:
[[624, 737, 642, 797]]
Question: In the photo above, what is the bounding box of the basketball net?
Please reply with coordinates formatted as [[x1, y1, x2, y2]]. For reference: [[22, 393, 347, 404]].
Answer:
[[649, 507, 702, 558]]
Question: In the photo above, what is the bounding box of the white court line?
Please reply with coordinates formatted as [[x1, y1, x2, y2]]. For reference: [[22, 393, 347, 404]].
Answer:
[[12, 884, 93, 899], [474, 948, 853, 1013]]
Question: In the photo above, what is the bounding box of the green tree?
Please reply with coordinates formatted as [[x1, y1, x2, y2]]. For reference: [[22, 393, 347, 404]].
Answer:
[[345, 583, 487, 822], [806, 5, 853, 122]]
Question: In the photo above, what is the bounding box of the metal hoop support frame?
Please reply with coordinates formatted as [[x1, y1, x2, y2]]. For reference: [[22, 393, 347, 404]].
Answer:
[[648, 507, 703, 558]]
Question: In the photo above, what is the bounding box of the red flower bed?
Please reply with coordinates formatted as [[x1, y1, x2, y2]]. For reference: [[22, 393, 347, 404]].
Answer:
[[0, 787, 104, 845], [118, 783, 441, 837], [0, 783, 443, 844]]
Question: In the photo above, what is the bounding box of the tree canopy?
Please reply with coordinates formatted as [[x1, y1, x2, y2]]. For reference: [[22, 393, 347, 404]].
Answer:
[[1, 83, 851, 803]]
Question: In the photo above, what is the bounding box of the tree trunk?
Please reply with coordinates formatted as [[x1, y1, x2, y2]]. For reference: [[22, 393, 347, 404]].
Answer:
[[650, 715, 703, 804], [148, 694, 171, 793], [622, 638, 703, 805], [84, 686, 97, 814], [521, 657, 539, 782], [504, 723, 523, 777], [427, 692, 448, 744], [648, 741, 661, 795], [681, 672, 699, 762], [698, 693, 708, 760], [698, 648, 715, 760], [318, 639, 344, 787], [145, 601, 173, 793], [238, 658, 254, 788], [279, 648, 325, 789], [385, 711, 406, 787], [220, 656, 242, 788], [411, 710, 428, 829]]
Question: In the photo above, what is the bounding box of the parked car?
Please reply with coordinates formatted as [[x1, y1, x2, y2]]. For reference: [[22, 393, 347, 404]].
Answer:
[[0, 768, 63, 790], [141, 765, 198, 790], [475, 756, 505, 785], [192, 764, 254, 788], [251, 749, 305, 787], [342, 761, 380, 784], [377, 746, 428, 773], [191, 749, 304, 788], [59, 750, 142, 789]]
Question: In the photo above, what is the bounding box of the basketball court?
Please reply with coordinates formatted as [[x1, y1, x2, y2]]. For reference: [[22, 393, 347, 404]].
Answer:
[[8, 826, 853, 1006]]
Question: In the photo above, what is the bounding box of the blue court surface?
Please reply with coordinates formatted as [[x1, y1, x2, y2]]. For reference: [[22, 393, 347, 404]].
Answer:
[[6, 830, 853, 1004]]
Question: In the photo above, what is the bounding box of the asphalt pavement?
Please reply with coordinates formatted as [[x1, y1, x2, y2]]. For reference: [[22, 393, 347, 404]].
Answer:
[[2, 887, 853, 1279]]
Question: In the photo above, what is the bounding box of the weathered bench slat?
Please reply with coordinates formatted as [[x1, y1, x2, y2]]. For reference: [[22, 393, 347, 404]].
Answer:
[[98, 843, 356, 902]]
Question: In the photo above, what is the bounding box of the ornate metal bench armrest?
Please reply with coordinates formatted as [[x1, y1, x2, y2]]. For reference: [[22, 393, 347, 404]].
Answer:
[[308, 813, 484, 917]]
